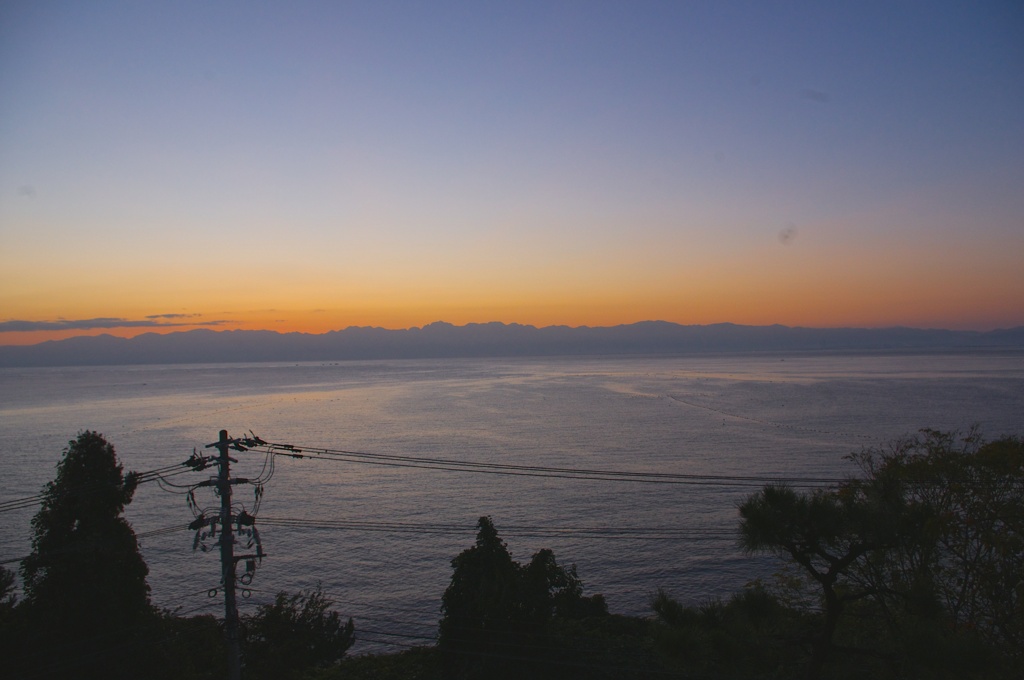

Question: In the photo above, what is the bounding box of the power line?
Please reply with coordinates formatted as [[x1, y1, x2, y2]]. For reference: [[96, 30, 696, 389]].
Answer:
[[0, 522, 191, 566], [0, 460, 207, 515], [0, 494, 47, 513], [253, 440, 845, 487], [257, 516, 739, 541]]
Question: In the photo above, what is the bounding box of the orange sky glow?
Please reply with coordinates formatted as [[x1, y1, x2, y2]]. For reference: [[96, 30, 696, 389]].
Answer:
[[2, 4, 1022, 348]]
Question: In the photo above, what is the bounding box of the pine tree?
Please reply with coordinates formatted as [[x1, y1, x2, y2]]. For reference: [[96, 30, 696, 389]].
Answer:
[[20, 431, 153, 678], [439, 516, 606, 679]]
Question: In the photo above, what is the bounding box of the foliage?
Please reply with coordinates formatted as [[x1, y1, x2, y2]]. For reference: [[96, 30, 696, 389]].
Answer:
[[438, 516, 607, 679], [738, 478, 907, 678], [0, 566, 19, 678], [18, 430, 154, 679], [0, 565, 14, 610], [545, 613, 667, 679], [652, 585, 808, 678], [148, 613, 227, 680], [318, 647, 445, 680], [6, 428, 1016, 679], [846, 430, 1024, 678], [737, 429, 1024, 679], [242, 585, 355, 680], [321, 615, 668, 680], [439, 515, 521, 665]]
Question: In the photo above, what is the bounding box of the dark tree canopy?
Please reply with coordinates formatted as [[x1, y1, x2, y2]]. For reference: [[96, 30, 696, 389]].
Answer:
[[0, 565, 14, 611], [738, 430, 1024, 680], [439, 516, 607, 679], [440, 515, 522, 659], [739, 483, 901, 679], [19, 431, 153, 678], [242, 585, 355, 680], [847, 430, 1024, 676], [0, 565, 17, 662]]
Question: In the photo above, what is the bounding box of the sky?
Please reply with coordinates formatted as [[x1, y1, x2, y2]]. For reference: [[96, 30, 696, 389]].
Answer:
[[1, 1, 1022, 345]]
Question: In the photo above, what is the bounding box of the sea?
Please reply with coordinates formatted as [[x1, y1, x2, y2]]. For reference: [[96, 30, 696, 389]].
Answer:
[[1, 350, 1022, 654]]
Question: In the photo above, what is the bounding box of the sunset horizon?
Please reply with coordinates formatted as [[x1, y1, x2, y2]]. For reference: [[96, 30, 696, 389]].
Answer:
[[2, 310, 1022, 348], [2, 4, 1022, 672], [2, 2, 1021, 349]]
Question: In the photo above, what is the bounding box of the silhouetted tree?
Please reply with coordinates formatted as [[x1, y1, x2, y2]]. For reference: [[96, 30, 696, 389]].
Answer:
[[151, 612, 227, 680], [439, 516, 522, 677], [847, 430, 1024, 678], [738, 476, 908, 679], [0, 565, 14, 609], [651, 585, 805, 678], [241, 585, 354, 680], [739, 430, 1024, 680], [20, 431, 153, 679], [0, 565, 18, 674], [439, 516, 606, 679]]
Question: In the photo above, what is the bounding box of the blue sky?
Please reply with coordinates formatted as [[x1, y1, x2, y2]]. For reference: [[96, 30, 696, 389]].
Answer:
[[1, 1, 1022, 343]]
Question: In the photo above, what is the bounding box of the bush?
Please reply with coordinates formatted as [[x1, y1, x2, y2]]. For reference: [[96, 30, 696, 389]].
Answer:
[[242, 585, 355, 680]]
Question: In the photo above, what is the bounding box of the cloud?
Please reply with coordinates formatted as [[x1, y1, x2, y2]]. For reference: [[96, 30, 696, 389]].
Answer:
[[144, 313, 203, 320], [800, 88, 830, 103], [778, 224, 798, 245], [0, 317, 227, 332]]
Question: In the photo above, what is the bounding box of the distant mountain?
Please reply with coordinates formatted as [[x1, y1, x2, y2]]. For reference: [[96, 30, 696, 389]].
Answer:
[[1, 321, 1023, 367]]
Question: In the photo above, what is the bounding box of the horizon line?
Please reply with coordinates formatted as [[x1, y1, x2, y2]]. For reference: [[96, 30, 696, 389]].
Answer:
[[3, 318, 1023, 350]]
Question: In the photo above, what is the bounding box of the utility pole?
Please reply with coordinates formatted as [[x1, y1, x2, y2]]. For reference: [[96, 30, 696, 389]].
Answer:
[[181, 430, 267, 680], [215, 429, 242, 680]]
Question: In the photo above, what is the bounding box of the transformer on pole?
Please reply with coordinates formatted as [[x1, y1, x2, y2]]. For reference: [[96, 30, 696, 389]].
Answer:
[[182, 430, 267, 680]]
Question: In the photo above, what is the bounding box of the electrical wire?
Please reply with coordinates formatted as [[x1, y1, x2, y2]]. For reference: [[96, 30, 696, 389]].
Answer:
[[0, 460, 202, 515], [254, 441, 845, 488], [136, 523, 191, 540], [0, 493, 47, 513], [256, 516, 739, 542], [0, 522, 191, 566]]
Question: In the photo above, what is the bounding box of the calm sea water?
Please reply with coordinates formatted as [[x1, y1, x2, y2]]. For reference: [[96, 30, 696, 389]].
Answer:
[[2, 351, 1022, 653]]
